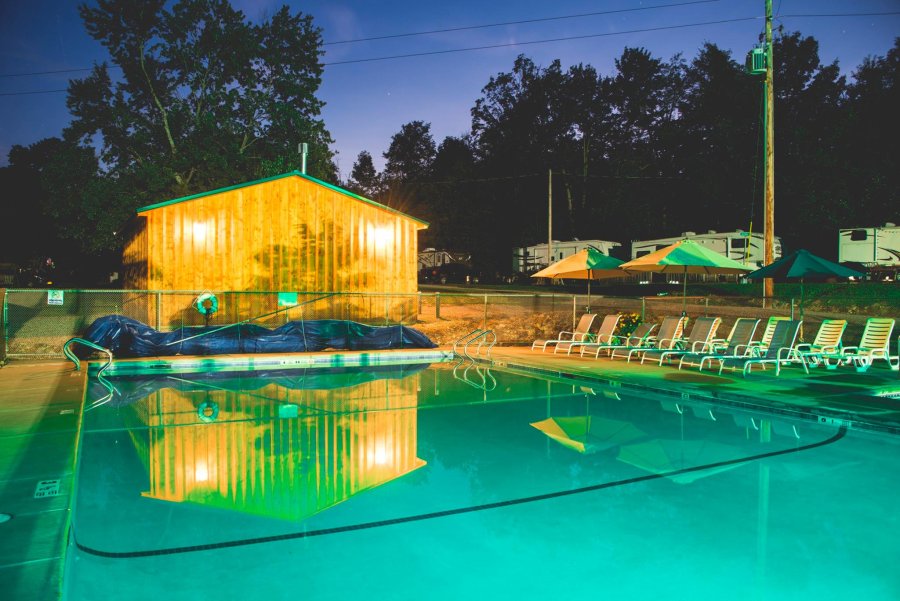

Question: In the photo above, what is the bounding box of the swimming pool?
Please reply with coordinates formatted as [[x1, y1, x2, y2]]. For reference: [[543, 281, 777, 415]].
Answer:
[[63, 361, 900, 600]]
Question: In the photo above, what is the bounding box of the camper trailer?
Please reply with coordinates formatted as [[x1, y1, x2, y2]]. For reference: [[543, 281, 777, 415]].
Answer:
[[838, 223, 900, 278], [631, 230, 781, 267], [418, 248, 471, 271], [513, 239, 621, 273]]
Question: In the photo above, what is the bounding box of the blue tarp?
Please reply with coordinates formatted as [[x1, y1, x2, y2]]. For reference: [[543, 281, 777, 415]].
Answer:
[[80, 315, 437, 358], [89, 364, 431, 408]]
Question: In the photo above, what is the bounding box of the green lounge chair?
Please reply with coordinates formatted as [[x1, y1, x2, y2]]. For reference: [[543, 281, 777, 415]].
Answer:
[[615, 316, 687, 362], [825, 318, 897, 372], [580, 322, 658, 359], [640, 316, 721, 366], [556, 313, 621, 355], [793, 319, 847, 369], [719, 320, 802, 376], [739, 315, 790, 357], [531, 313, 597, 352], [678, 318, 760, 371]]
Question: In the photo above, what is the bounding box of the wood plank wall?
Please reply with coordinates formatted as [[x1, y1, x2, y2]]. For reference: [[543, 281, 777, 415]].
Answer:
[[123, 175, 424, 327]]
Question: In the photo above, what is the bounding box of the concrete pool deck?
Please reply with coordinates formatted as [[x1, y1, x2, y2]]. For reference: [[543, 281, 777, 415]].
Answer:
[[1, 347, 898, 599], [0, 361, 85, 601]]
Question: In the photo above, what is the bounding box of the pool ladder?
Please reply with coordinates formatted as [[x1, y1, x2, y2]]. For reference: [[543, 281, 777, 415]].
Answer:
[[63, 338, 118, 409], [453, 328, 497, 361], [452, 329, 497, 392]]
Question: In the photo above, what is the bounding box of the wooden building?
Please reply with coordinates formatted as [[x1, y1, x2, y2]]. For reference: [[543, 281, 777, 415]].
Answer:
[[123, 171, 428, 327]]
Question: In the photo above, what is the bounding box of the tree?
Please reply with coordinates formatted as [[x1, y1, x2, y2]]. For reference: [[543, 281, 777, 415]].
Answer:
[[67, 0, 335, 200], [844, 38, 899, 230], [347, 150, 382, 199], [0, 141, 63, 265], [421, 136, 477, 251], [3, 139, 121, 283], [773, 31, 849, 255], [676, 43, 759, 235], [382, 120, 436, 183]]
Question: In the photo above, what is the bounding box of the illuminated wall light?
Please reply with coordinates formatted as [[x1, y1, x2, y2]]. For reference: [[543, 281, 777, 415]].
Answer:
[[367, 224, 393, 251], [366, 434, 395, 468], [192, 221, 208, 243], [195, 461, 209, 482]]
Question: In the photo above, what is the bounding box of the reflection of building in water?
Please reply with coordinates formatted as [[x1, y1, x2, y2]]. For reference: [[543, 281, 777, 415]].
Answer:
[[124, 375, 424, 521]]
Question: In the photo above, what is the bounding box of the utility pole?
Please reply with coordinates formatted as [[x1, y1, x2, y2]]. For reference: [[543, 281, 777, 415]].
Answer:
[[763, 0, 775, 301], [548, 169, 553, 268]]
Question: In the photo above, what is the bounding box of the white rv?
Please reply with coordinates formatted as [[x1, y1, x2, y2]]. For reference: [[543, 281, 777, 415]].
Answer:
[[838, 223, 900, 274], [513, 239, 621, 273], [418, 248, 471, 271], [631, 230, 781, 267]]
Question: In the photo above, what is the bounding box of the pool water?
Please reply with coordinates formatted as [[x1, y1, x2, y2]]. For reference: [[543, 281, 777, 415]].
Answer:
[[63, 363, 900, 600]]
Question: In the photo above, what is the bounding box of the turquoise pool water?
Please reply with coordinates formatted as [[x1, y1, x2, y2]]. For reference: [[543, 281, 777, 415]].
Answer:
[[64, 362, 900, 600]]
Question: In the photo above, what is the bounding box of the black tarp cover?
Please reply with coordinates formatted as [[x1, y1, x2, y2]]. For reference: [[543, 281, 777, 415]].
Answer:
[[80, 315, 437, 358]]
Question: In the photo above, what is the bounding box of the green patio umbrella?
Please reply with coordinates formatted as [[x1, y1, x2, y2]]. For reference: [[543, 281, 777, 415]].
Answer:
[[617, 438, 751, 484], [531, 247, 625, 311], [745, 249, 864, 322], [530, 416, 645, 454], [618, 239, 752, 315]]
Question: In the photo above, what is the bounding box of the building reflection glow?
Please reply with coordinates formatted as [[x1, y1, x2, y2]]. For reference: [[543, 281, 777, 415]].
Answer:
[[121, 373, 425, 522]]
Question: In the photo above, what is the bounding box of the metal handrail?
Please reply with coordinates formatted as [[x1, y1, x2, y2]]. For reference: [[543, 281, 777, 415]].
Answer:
[[452, 328, 497, 360], [465, 329, 496, 361], [63, 337, 119, 409], [63, 338, 113, 374], [453, 328, 485, 355]]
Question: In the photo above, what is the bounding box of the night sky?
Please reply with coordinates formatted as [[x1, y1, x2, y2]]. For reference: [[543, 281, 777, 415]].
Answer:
[[1, 0, 897, 175]]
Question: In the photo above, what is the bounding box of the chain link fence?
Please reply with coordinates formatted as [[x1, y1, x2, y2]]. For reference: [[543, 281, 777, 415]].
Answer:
[[2, 288, 897, 359]]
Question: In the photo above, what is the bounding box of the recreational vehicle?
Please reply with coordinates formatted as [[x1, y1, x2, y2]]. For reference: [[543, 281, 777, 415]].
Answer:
[[513, 239, 621, 273], [631, 230, 781, 267], [418, 248, 471, 272], [838, 223, 900, 277]]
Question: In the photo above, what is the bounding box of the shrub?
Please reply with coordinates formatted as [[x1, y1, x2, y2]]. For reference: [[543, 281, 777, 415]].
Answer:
[[615, 312, 642, 339]]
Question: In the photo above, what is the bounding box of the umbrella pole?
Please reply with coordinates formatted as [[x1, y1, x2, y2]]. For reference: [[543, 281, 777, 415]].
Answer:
[[588, 271, 592, 313], [799, 278, 804, 340], [682, 267, 688, 317]]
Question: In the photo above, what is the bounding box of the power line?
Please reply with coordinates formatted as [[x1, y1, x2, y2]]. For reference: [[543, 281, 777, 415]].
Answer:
[[0, 0, 718, 79], [0, 67, 94, 79], [322, 13, 900, 66], [0, 88, 67, 97], [324, 0, 720, 45], [323, 16, 762, 66], [1, 11, 898, 94], [404, 172, 686, 186]]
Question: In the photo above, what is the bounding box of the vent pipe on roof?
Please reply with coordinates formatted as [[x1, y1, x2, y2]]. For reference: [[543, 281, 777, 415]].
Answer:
[[298, 142, 308, 174]]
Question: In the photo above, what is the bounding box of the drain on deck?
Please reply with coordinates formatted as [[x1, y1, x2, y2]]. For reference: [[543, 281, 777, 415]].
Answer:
[[34, 480, 61, 499]]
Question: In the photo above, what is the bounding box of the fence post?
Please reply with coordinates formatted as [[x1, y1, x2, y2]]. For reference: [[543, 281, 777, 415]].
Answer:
[[0, 289, 6, 363], [435, 293, 440, 319], [705, 296, 709, 317], [641, 296, 645, 322], [790, 298, 795, 321]]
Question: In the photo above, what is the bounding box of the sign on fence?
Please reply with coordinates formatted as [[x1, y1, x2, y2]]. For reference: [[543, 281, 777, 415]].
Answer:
[[47, 290, 64, 306], [277, 292, 299, 307]]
